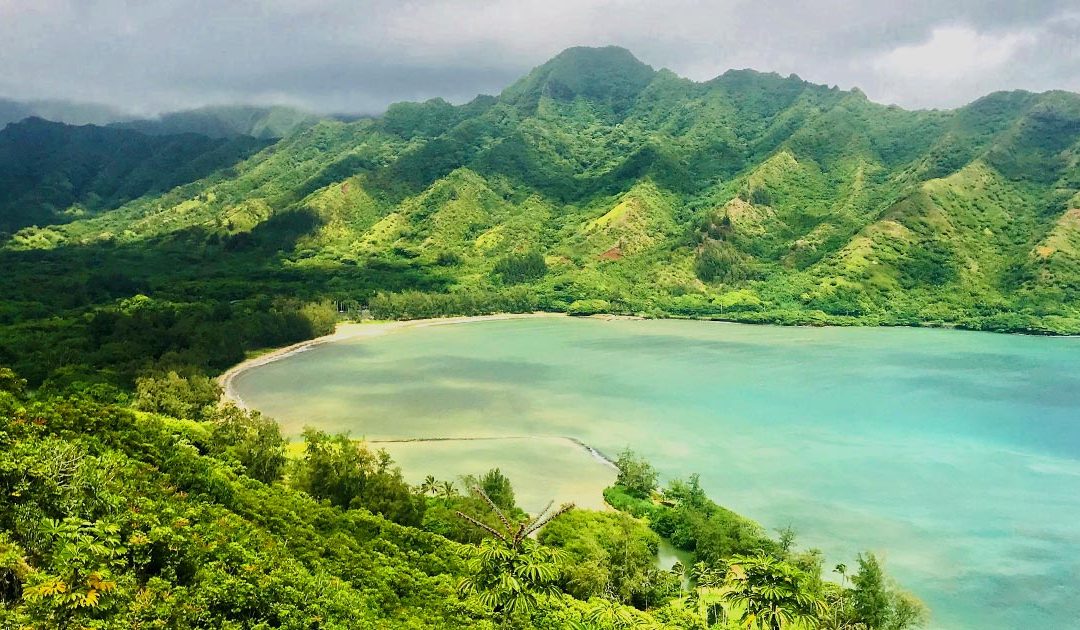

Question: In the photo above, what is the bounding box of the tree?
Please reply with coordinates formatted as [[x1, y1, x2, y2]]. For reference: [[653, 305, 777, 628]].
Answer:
[[456, 487, 574, 617], [538, 509, 679, 609], [207, 403, 287, 484], [419, 474, 438, 496], [664, 474, 708, 509], [493, 250, 548, 284], [777, 525, 798, 556], [290, 429, 424, 525], [462, 468, 515, 511], [695, 241, 754, 284], [720, 553, 828, 630], [0, 367, 26, 396], [850, 553, 926, 630], [851, 553, 890, 628], [133, 370, 221, 420], [614, 448, 659, 498], [21, 519, 124, 625], [687, 561, 727, 625], [584, 598, 644, 628]]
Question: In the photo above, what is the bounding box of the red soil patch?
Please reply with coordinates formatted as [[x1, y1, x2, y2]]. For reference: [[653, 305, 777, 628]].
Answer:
[[599, 245, 623, 261]]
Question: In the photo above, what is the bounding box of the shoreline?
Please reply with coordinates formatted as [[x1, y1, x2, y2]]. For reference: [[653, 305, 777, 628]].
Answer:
[[369, 434, 619, 470], [218, 310, 1079, 406], [217, 311, 619, 510], [217, 311, 568, 408], [218, 310, 1078, 510]]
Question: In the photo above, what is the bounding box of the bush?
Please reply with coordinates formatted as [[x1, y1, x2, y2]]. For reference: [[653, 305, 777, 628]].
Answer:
[[615, 448, 659, 498], [290, 428, 425, 526], [206, 404, 288, 484], [695, 242, 755, 283], [567, 299, 612, 316], [493, 250, 548, 284], [134, 370, 221, 420]]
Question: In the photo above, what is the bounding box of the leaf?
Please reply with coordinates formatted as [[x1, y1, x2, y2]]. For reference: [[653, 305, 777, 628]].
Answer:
[[81, 588, 100, 608]]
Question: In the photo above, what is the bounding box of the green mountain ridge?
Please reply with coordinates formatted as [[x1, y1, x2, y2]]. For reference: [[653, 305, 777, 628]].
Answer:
[[1, 98, 325, 139], [0, 118, 271, 234], [3, 46, 1080, 335]]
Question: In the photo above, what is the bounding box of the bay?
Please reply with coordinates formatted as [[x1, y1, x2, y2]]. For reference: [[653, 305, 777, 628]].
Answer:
[[232, 317, 1080, 629]]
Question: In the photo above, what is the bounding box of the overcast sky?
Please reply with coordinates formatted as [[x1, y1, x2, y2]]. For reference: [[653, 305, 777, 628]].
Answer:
[[0, 0, 1077, 115]]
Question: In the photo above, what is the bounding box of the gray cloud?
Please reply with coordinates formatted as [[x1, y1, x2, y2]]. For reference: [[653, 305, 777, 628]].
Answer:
[[0, 0, 1076, 115]]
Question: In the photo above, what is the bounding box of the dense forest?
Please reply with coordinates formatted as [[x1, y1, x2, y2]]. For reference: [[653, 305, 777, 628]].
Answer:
[[2, 44, 1077, 627], [0, 366, 924, 628]]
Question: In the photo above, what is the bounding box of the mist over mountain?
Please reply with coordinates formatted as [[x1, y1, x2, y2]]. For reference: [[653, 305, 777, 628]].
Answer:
[[0, 97, 133, 128], [109, 105, 322, 139]]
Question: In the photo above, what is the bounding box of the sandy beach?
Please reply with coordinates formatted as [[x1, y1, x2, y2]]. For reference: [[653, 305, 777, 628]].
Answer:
[[216, 311, 623, 510], [217, 311, 568, 408]]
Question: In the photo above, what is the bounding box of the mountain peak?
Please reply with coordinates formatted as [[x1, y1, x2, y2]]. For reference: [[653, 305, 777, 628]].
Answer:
[[545, 45, 648, 67], [501, 46, 656, 112]]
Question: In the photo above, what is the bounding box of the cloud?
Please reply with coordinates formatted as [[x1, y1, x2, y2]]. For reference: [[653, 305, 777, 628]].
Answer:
[[0, 0, 1075, 115], [873, 26, 1037, 81], [862, 15, 1079, 107]]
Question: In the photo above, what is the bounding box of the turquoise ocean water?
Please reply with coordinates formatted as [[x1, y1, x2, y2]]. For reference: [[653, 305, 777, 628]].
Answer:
[[233, 318, 1080, 629]]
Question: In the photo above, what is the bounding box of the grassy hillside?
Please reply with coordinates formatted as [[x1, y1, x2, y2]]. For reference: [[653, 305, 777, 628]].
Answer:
[[4, 46, 1076, 336], [0, 118, 270, 234]]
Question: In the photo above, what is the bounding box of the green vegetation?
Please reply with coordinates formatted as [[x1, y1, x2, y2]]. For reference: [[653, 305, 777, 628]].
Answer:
[[0, 117, 269, 233], [0, 361, 927, 628], [2, 47, 1076, 368], [493, 250, 548, 284], [603, 451, 926, 630], [5, 43, 1073, 627], [614, 447, 660, 498], [538, 510, 681, 607]]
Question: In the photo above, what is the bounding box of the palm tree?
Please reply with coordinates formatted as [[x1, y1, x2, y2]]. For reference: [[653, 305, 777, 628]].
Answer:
[[455, 486, 574, 617], [832, 563, 848, 628], [720, 553, 828, 630], [439, 480, 457, 502], [456, 486, 572, 552], [419, 475, 437, 496], [686, 561, 727, 625]]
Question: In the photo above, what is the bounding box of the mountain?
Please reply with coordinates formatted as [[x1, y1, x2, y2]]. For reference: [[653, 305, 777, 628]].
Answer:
[[0, 118, 270, 234], [0, 98, 322, 139], [110, 104, 322, 139], [2, 46, 1069, 630], [0, 97, 133, 128], [3, 46, 1079, 339]]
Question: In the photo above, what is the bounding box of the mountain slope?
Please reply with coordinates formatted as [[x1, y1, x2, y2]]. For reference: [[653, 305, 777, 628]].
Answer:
[[3, 46, 1079, 333], [0, 118, 270, 234]]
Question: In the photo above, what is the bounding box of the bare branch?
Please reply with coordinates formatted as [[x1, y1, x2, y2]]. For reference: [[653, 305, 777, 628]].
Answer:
[[525, 503, 574, 537], [469, 485, 513, 533], [455, 511, 509, 544]]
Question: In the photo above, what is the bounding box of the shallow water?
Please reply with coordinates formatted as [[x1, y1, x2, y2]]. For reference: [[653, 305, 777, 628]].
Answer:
[[232, 318, 1080, 629]]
